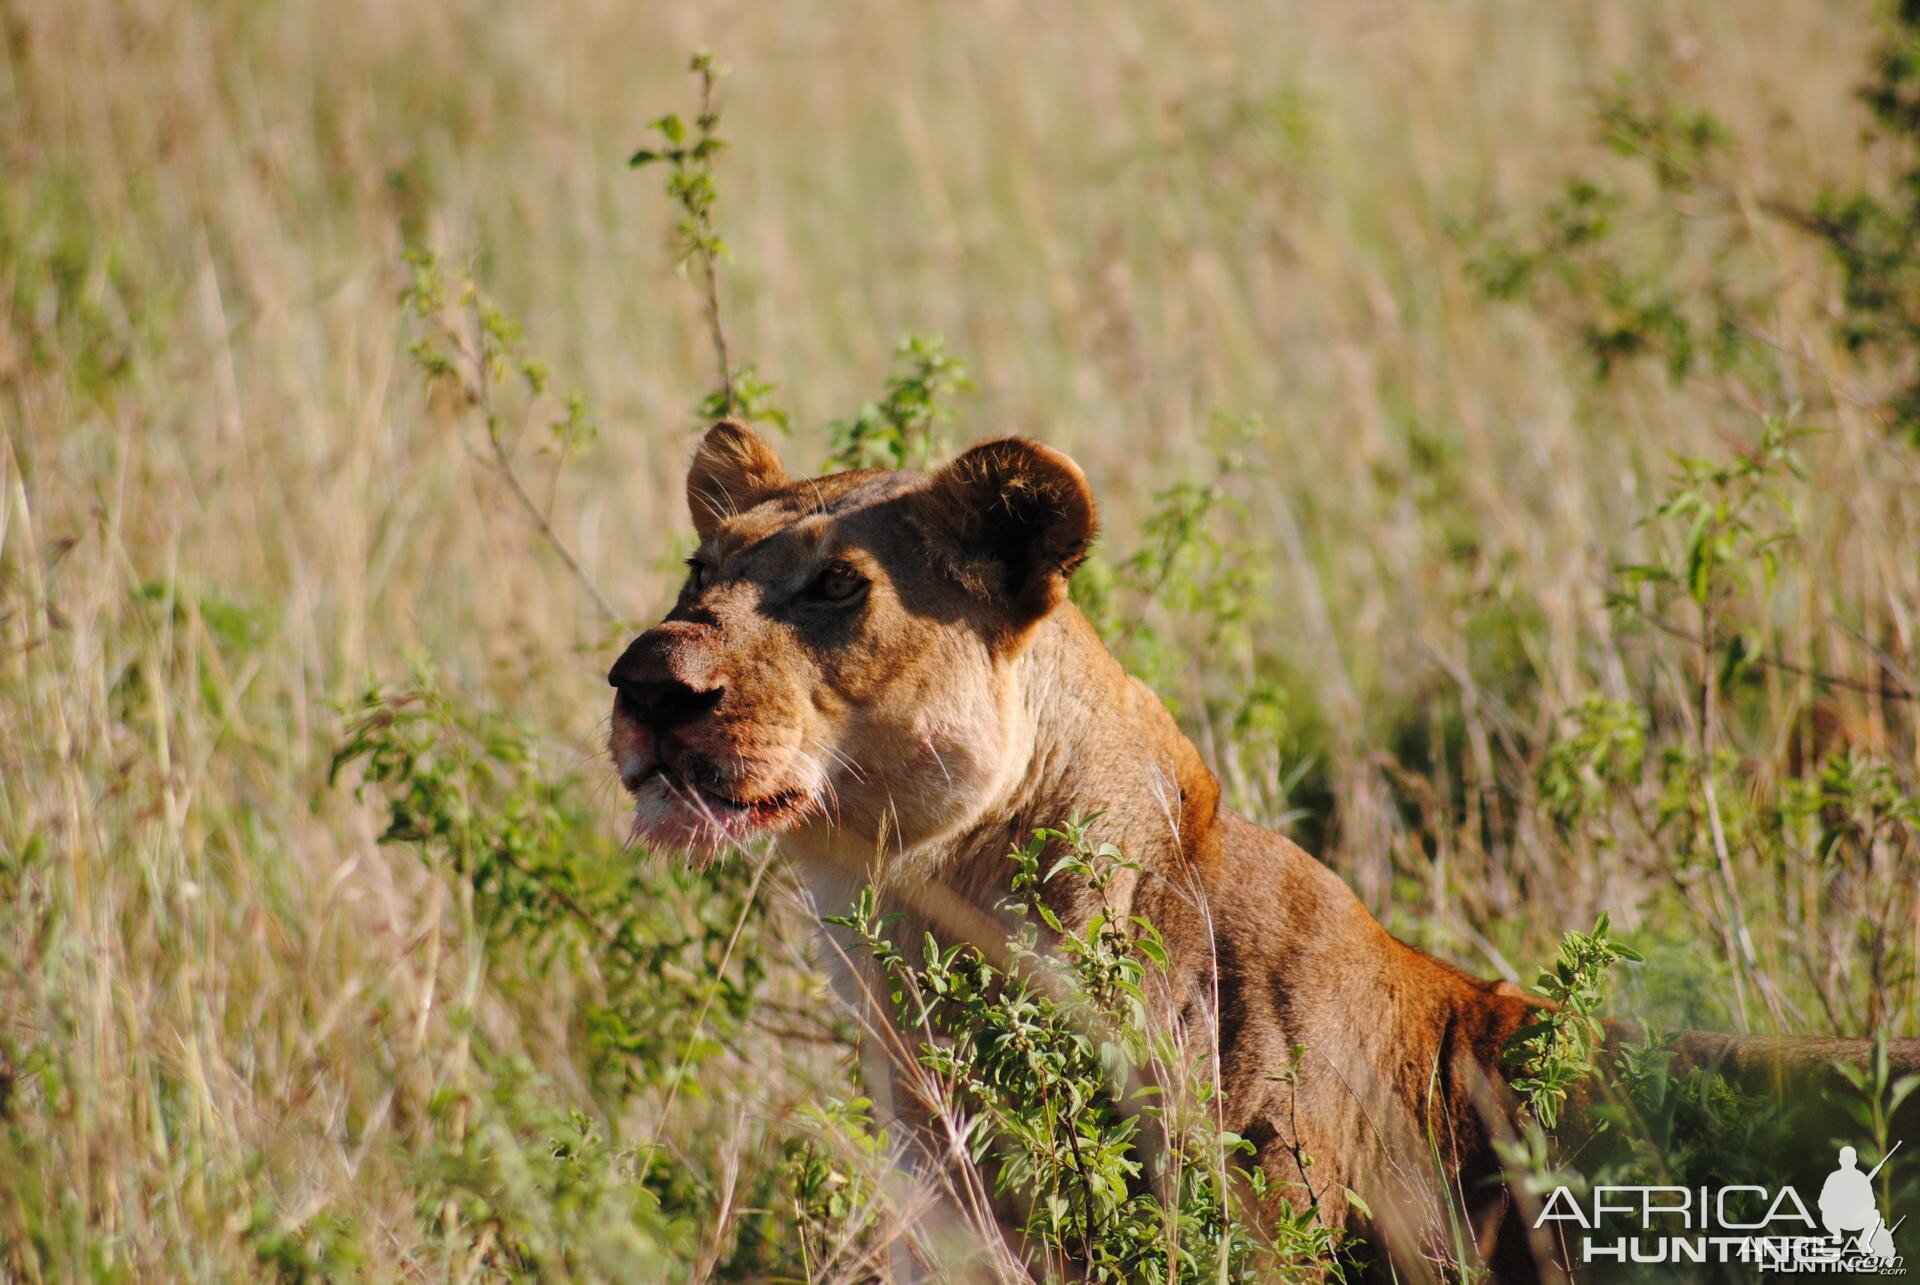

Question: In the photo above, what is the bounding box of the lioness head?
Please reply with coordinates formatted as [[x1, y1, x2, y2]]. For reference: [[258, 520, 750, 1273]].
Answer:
[[608, 420, 1097, 860]]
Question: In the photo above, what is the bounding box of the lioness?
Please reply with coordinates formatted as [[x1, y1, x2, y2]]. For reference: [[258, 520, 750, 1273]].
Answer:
[[610, 421, 1918, 1280]]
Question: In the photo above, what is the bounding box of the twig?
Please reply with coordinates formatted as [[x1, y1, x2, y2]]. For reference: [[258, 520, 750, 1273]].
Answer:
[[484, 416, 622, 624], [631, 50, 739, 419], [447, 302, 624, 625], [692, 58, 735, 414], [1617, 602, 1915, 702], [638, 849, 775, 1191]]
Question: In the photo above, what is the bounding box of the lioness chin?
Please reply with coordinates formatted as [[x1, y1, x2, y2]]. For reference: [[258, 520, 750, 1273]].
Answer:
[[610, 420, 1918, 1281]]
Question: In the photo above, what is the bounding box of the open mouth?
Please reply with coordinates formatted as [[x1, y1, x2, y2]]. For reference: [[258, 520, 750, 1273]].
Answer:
[[633, 765, 809, 828]]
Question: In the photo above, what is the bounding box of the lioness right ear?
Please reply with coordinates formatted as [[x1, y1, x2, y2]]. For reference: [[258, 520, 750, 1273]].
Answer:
[[687, 420, 787, 536], [919, 437, 1098, 631]]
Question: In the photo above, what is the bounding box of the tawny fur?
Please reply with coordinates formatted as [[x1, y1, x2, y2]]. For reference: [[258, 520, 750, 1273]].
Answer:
[[612, 422, 1920, 1281]]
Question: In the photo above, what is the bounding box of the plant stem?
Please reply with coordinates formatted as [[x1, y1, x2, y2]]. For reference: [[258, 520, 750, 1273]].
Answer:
[[461, 305, 623, 625], [1697, 599, 1760, 1030], [694, 60, 734, 414]]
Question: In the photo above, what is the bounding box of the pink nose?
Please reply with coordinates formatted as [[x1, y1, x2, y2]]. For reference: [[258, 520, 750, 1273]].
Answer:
[[608, 621, 724, 730]]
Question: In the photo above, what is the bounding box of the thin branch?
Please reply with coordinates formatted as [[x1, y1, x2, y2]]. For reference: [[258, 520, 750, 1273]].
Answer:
[[447, 305, 624, 625], [1618, 601, 1916, 702], [485, 419, 623, 624], [694, 56, 735, 414]]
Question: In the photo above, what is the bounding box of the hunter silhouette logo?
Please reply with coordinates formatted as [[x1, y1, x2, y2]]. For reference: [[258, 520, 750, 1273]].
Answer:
[[1821, 1144, 1901, 1262], [1534, 1141, 1907, 1272]]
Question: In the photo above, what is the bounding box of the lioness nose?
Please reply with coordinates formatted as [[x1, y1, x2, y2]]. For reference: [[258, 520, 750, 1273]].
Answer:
[[608, 623, 724, 730]]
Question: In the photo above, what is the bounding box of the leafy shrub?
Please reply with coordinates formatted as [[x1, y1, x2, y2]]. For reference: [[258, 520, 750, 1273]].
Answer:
[[826, 333, 975, 470], [1468, 5, 1920, 443], [1504, 914, 1644, 1130], [330, 674, 817, 1277], [332, 674, 777, 1094], [826, 818, 1345, 1282]]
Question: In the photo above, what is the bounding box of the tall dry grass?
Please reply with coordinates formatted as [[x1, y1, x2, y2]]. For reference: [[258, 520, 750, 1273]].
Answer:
[[2, 0, 1915, 1277]]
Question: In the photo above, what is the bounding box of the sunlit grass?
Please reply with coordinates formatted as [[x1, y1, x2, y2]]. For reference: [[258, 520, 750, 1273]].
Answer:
[[2, 0, 1914, 1276]]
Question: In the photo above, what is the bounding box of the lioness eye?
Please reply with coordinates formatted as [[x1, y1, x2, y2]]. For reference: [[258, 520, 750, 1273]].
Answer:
[[812, 562, 866, 603], [685, 558, 712, 593]]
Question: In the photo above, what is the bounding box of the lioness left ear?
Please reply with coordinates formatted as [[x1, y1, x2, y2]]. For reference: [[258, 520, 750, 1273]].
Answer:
[[920, 437, 1098, 628], [687, 420, 788, 537]]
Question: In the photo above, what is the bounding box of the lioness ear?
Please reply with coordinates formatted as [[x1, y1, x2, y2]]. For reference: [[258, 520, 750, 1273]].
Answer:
[[687, 420, 787, 536], [920, 437, 1098, 628]]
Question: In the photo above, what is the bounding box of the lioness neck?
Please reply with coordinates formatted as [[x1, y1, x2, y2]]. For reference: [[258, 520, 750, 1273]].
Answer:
[[909, 605, 1227, 933], [784, 604, 1225, 939]]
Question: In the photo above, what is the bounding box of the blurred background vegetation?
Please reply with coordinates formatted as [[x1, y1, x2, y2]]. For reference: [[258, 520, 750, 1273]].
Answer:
[[3, 0, 1917, 1277]]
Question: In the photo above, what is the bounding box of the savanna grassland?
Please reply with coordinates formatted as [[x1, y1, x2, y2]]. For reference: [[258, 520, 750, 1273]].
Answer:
[[4, 0, 1920, 1279]]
